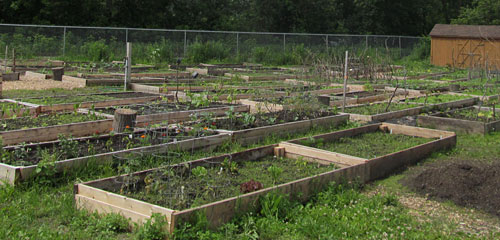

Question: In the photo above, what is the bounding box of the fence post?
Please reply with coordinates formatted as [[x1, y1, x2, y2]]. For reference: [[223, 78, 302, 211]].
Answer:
[[399, 36, 402, 57], [62, 27, 66, 57], [236, 32, 239, 57], [326, 35, 329, 52], [365, 35, 368, 49], [184, 31, 187, 57], [125, 28, 129, 43], [283, 34, 286, 53]]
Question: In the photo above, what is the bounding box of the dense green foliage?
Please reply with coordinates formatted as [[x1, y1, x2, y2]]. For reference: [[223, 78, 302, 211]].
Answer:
[[2, 0, 497, 36]]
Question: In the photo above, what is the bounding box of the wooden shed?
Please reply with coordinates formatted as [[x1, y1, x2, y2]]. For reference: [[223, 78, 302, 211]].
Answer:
[[430, 24, 500, 70]]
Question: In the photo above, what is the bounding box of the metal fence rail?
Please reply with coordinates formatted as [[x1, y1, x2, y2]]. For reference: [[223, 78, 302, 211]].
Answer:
[[0, 23, 423, 63]]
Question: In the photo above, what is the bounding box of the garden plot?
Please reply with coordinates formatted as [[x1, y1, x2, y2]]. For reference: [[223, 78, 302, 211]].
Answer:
[[18, 91, 163, 112], [417, 106, 500, 134], [318, 90, 398, 107], [130, 82, 293, 94], [340, 102, 425, 122], [0, 99, 38, 119], [199, 109, 348, 145], [94, 102, 250, 126], [0, 126, 230, 185], [283, 123, 456, 178], [224, 71, 295, 81], [239, 91, 336, 113], [63, 74, 217, 87], [74, 123, 455, 233], [457, 86, 500, 101], [400, 94, 478, 111], [0, 110, 113, 145]]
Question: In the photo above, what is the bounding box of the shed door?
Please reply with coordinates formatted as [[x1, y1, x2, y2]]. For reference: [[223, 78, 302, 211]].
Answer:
[[456, 39, 485, 69]]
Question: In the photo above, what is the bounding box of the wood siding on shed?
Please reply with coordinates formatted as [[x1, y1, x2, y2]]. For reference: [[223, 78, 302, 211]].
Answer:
[[431, 37, 500, 70]]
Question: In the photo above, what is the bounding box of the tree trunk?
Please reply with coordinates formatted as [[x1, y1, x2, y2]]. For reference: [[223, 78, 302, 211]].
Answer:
[[52, 67, 64, 81], [112, 108, 137, 133]]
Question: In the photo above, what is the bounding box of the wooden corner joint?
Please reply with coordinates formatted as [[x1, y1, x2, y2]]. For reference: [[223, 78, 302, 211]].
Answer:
[[273, 147, 285, 158]]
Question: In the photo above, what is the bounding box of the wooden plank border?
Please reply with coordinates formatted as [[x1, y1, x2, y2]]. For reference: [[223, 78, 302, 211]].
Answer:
[[0, 132, 230, 185], [417, 106, 500, 134], [74, 123, 455, 234], [219, 114, 349, 146]]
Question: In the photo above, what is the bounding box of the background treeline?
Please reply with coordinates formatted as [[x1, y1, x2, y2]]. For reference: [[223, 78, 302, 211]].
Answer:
[[0, 0, 498, 36]]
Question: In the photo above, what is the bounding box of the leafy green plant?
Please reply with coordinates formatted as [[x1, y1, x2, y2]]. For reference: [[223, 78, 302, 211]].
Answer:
[[58, 134, 79, 159], [134, 213, 168, 240], [191, 166, 208, 179], [267, 165, 283, 184]]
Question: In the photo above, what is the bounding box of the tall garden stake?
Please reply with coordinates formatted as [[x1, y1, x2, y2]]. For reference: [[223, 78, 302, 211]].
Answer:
[[342, 51, 348, 112]]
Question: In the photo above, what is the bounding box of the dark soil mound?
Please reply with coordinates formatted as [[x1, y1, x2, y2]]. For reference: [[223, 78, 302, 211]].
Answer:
[[402, 160, 500, 217]]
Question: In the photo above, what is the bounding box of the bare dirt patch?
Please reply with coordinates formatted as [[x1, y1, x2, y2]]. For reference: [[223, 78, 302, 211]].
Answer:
[[402, 160, 500, 217], [3, 75, 82, 90]]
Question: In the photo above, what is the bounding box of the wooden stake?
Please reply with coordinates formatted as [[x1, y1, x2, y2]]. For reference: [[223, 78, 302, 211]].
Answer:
[[124, 42, 132, 91], [12, 48, 16, 73], [112, 108, 137, 133], [4, 45, 7, 73], [342, 51, 348, 112]]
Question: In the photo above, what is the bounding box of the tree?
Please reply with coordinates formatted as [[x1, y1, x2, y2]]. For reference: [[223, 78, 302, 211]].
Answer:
[[452, 0, 500, 25]]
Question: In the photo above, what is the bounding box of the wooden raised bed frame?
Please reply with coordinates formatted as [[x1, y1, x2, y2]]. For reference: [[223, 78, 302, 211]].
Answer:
[[341, 103, 426, 123], [417, 106, 500, 134], [0, 110, 114, 146], [404, 95, 478, 111], [0, 99, 39, 119], [74, 123, 455, 234], [0, 132, 230, 185], [217, 114, 349, 146], [23, 92, 165, 112]]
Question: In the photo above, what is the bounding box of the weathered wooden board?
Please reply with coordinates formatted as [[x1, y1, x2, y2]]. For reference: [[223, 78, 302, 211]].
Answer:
[[0, 119, 113, 146], [62, 75, 87, 87]]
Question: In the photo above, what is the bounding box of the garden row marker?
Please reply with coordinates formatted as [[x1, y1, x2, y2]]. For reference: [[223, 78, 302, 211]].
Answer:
[[342, 51, 349, 112]]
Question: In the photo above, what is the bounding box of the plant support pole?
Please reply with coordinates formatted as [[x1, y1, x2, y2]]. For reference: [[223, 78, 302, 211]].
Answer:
[[63, 27, 66, 57], [124, 42, 132, 91], [4, 45, 7, 73], [342, 51, 348, 112]]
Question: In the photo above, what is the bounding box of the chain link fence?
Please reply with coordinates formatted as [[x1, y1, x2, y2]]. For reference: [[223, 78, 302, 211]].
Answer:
[[0, 24, 423, 64]]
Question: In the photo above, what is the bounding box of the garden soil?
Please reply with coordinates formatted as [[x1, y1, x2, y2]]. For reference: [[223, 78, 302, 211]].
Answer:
[[402, 160, 500, 217], [3, 74, 81, 90]]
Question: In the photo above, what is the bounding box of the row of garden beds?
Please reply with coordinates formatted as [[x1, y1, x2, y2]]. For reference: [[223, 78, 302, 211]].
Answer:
[[74, 123, 456, 234]]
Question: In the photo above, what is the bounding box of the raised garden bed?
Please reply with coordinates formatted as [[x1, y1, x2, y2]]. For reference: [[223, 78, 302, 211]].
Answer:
[[0, 110, 113, 145], [401, 94, 478, 111], [224, 72, 295, 81], [417, 106, 500, 134], [210, 110, 349, 145], [340, 102, 425, 122], [19, 92, 163, 112], [95, 103, 250, 126], [0, 128, 229, 185], [319, 90, 397, 107], [0, 99, 38, 119], [74, 123, 455, 233]]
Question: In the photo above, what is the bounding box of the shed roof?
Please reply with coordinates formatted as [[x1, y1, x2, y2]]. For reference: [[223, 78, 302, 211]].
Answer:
[[430, 24, 500, 40]]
